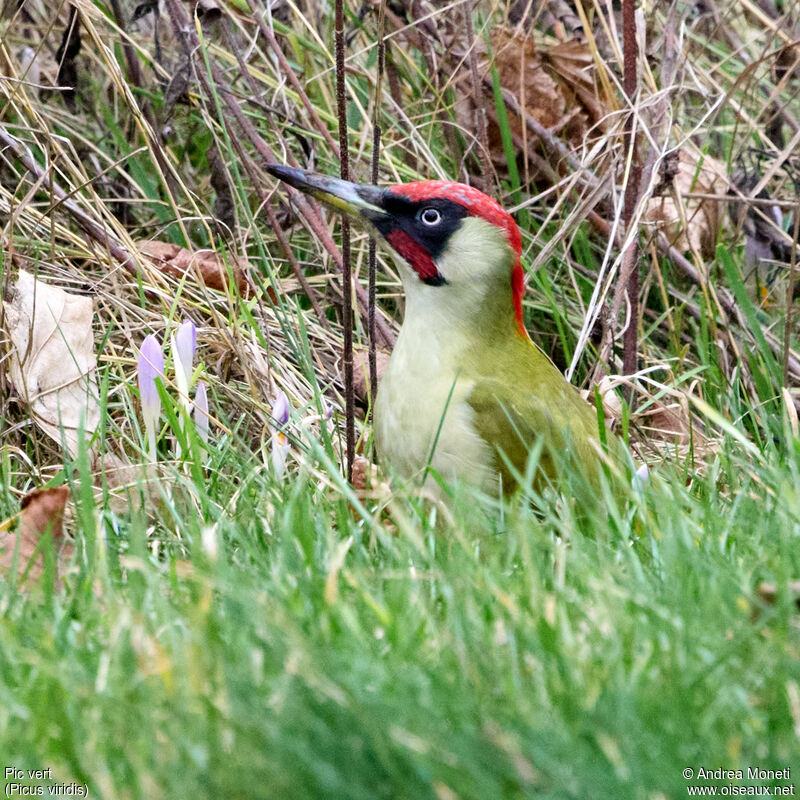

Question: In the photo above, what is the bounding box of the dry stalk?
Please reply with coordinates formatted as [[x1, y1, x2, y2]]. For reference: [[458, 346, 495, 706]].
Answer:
[[620, 0, 641, 391], [369, 0, 387, 411], [335, 0, 355, 483], [463, 0, 492, 189]]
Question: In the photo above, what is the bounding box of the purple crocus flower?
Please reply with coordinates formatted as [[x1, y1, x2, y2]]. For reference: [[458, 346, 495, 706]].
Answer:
[[271, 390, 290, 478], [193, 381, 209, 444], [138, 334, 164, 459], [173, 319, 197, 404], [272, 390, 290, 428]]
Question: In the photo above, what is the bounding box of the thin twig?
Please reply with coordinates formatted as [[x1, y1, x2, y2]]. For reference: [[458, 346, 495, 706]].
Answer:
[[491, 81, 596, 181], [620, 0, 641, 393], [335, 0, 355, 482], [368, 0, 386, 412], [463, 0, 492, 189]]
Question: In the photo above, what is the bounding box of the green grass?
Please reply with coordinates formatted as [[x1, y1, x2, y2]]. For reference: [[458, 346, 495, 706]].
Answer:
[[2, 428, 800, 799], [2, 0, 800, 795]]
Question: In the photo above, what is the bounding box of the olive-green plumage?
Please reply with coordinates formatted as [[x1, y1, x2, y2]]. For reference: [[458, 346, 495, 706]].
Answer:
[[266, 165, 609, 494], [464, 337, 602, 487], [372, 215, 604, 493]]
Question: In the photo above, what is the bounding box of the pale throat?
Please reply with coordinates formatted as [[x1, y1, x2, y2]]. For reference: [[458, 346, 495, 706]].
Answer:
[[394, 219, 519, 347]]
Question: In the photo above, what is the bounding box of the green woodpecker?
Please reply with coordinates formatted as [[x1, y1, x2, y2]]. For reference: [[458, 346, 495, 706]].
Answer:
[[268, 165, 608, 492]]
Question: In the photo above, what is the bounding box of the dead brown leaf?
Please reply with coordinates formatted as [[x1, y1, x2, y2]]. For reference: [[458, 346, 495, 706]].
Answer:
[[542, 38, 608, 130], [0, 486, 73, 585], [20, 487, 69, 541], [509, 0, 582, 37], [196, 0, 221, 21], [636, 399, 707, 447], [594, 375, 712, 451], [138, 240, 252, 296], [349, 455, 392, 502], [3, 270, 100, 457], [351, 455, 372, 491], [492, 29, 566, 132], [456, 29, 609, 175], [643, 150, 729, 258]]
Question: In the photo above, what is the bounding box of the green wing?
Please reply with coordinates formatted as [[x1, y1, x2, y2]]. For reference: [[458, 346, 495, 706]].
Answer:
[[466, 345, 605, 489]]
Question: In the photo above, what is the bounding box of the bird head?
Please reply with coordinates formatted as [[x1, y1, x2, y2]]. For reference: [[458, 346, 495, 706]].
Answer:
[[268, 165, 527, 337]]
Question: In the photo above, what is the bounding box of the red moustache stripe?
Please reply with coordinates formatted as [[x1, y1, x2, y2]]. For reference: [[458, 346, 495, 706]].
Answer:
[[385, 229, 439, 283]]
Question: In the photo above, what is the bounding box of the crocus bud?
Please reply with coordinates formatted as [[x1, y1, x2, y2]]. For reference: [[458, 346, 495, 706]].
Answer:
[[194, 381, 209, 444], [272, 390, 290, 428], [271, 390, 290, 478], [172, 319, 197, 405], [138, 334, 164, 459]]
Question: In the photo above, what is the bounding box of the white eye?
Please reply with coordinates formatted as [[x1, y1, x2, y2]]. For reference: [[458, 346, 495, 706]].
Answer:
[[420, 207, 441, 226]]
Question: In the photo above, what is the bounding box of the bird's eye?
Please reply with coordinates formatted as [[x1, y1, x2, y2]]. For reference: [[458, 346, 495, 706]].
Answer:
[[419, 207, 442, 226]]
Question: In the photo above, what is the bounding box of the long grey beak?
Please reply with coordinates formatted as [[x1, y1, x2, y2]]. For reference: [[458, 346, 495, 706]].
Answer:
[[266, 164, 387, 221]]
